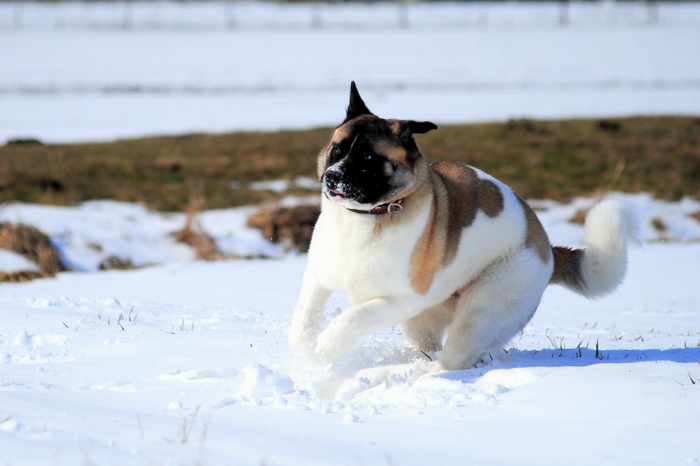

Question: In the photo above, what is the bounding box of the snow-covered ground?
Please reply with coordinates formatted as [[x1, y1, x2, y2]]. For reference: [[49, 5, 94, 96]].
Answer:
[[2, 1, 700, 143], [1, 192, 699, 465], [1, 2, 699, 463]]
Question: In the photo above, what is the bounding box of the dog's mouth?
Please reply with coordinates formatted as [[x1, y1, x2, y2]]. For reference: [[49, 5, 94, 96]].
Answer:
[[322, 169, 369, 205], [322, 173, 355, 203], [327, 189, 347, 201]]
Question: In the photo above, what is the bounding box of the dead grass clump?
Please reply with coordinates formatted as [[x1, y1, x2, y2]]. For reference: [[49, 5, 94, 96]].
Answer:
[[505, 118, 548, 135], [175, 220, 221, 261], [248, 205, 320, 253], [0, 222, 65, 281], [6, 138, 44, 146], [597, 119, 623, 132], [0, 270, 46, 283], [174, 189, 221, 261], [569, 208, 589, 225], [690, 211, 700, 224], [651, 217, 667, 233], [99, 256, 136, 271]]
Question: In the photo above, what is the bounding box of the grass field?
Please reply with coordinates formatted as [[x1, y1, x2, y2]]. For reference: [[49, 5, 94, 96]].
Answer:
[[1, 116, 698, 212]]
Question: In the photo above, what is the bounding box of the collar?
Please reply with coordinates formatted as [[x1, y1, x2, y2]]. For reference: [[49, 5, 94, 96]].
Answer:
[[344, 198, 404, 216]]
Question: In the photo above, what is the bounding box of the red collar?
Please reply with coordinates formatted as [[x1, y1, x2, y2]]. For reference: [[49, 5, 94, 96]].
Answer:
[[344, 198, 404, 216]]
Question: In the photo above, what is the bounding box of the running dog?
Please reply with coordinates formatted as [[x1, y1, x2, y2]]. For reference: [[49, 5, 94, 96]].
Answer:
[[289, 82, 638, 370]]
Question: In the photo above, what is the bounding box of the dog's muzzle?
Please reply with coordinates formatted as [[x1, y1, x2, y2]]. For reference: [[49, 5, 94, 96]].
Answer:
[[323, 165, 355, 201]]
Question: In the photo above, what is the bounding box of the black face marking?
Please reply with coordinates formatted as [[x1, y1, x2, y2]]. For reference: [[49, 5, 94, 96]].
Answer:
[[321, 82, 437, 206], [328, 144, 342, 166], [323, 122, 401, 205], [343, 81, 374, 124]]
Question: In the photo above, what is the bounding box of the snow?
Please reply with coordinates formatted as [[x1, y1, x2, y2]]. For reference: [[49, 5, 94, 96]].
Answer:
[[0, 250, 40, 274], [248, 177, 321, 193], [0, 201, 283, 272], [2, 1, 700, 144], [1, 192, 699, 465], [1, 1, 699, 463]]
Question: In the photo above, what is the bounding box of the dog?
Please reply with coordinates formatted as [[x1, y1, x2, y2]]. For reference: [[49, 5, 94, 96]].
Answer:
[[288, 82, 639, 370]]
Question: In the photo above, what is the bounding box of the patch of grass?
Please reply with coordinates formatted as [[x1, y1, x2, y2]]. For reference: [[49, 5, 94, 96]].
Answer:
[[1, 117, 698, 211]]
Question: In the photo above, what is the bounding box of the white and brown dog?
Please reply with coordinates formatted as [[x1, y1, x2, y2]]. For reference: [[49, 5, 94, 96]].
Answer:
[[289, 82, 639, 371]]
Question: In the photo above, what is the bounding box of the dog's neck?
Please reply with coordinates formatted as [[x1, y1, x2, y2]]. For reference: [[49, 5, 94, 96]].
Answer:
[[344, 198, 404, 216]]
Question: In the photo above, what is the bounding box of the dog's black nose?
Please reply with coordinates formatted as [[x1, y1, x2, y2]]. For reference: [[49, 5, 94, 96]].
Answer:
[[323, 166, 343, 189]]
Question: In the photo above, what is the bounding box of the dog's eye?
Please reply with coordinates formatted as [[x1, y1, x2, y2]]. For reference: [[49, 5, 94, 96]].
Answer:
[[329, 146, 342, 163], [392, 163, 398, 170], [363, 153, 372, 160]]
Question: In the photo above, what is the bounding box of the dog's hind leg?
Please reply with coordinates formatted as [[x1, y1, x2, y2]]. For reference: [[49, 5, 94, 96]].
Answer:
[[435, 252, 551, 371], [400, 300, 456, 354]]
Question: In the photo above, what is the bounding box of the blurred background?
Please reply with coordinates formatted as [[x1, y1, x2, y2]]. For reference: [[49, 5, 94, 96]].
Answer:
[[2, 7, 700, 466], [1, 0, 699, 273], [2, 0, 699, 144]]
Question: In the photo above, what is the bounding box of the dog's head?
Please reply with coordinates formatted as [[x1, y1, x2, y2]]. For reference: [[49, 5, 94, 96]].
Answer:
[[318, 82, 437, 210]]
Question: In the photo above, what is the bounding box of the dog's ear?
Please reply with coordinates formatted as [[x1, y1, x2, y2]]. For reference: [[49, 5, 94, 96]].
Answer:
[[344, 81, 373, 123], [399, 120, 438, 141]]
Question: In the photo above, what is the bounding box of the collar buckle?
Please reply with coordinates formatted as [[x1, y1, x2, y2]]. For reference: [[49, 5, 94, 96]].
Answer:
[[387, 199, 403, 214], [341, 198, 405, 216]]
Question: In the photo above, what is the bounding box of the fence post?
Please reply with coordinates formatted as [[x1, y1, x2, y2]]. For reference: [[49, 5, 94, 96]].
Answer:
[[478, 4, 489, 28], [13, 1, 22, 30], [121, 0, 133, 30], [226, 0, 236, 29], [398, 0, 409, 28], [647, 0, 658, 25], [558, 0, 570, 27], [311, 3, 322, 29]]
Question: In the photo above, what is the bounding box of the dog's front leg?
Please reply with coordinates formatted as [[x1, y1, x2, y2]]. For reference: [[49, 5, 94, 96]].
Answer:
[[289, 268, 332, 352], [315, 296, 423, 359]]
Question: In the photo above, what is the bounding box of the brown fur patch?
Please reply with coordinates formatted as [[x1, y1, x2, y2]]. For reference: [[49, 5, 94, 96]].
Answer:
[[330, 124, 351, 143], [516, 195, 551, 263], [317, 140, 331, 179], [377, 142, 408, 165], [409, 176, 448, 295], [429, 162, 505, 265], [477, 177, 505, 217], [550, 246, 586, 293], [387, 119, 402, 138]]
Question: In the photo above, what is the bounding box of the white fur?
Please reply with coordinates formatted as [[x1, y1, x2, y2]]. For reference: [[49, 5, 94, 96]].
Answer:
[[289, 184, 639, 369], [289, 170, 559, 370], [577, 199, 640, 298]]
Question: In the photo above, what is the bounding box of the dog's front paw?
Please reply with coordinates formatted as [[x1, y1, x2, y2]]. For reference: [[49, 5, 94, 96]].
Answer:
[[314, 318, 353, 359], [288, 320, 319, 353], [430, 361, 447, 372], [288, 331, 315, 353]]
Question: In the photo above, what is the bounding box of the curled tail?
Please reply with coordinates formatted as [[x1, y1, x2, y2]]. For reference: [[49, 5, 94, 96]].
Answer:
[[550, 199, 640, 298]]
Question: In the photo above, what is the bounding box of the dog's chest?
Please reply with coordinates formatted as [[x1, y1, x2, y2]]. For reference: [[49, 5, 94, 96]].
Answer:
[[308, 206, 428, 303]]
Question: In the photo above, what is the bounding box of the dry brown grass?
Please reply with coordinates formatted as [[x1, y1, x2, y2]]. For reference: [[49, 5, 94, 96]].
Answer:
[[247, 204, 320, 252], [569, 208, 589, 225], [651, 217, 668, 233], [98, 256, 136, 271], [174, 186, 221, 260], [0, 222, 65, 281], [1, 117, 698, 211]]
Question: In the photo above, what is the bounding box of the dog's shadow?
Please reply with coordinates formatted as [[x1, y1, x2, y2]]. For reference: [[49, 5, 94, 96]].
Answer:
[[314, 344, 699, 401], [435, 347, 700, 384]]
